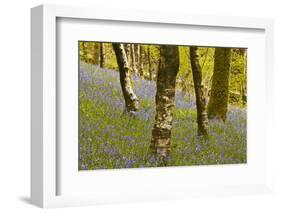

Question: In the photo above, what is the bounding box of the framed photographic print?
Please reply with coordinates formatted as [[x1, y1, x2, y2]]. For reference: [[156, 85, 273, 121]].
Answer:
[[31, 4, 274, 208]]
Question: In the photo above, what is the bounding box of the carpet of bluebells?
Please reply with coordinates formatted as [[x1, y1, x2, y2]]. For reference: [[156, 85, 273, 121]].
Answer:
[[79, 62, 247, 170]]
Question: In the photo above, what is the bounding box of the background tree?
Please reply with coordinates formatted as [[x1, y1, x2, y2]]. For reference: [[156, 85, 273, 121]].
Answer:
[[112, 43, 139, 114], [190, 47, 208, 137], [229, 48, 247, 105], [93, 43, 100, 64], [139, 45, 144, 77], [130, 44, 137, 73], [207, 47, 232, 121], [150, 45, 179, 163], [241, 49, 247, 104], [124, 44, 131, 67], [134, 44, 140, 72], [79, 42, 99, 64], [100, 42, 105, 68], [79, 41, 246, 107], [147, 46, 152, 80]]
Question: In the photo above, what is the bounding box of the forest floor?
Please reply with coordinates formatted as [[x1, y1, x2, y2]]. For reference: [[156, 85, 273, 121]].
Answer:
[[79, 62, 247, 170]]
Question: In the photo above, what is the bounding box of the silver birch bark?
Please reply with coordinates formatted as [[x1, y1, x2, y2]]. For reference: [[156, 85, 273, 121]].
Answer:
[[150, 45, 179, 164], [112, 43, 139, 114]]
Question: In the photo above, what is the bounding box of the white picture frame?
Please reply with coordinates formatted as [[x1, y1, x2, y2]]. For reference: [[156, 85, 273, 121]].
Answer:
[[31, 4, 274, 208]]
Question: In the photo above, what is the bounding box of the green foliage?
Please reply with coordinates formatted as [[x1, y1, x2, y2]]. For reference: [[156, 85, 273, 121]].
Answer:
[[140, 44, 160, 79], [198, 47, 215, 85], [103, 43, 118, 70], [79, 41, 99, 64], [230, 49, 247, 105], [178, 46, 190, 76], [79, 42, 247, 105], [140, 98, 152, 111]]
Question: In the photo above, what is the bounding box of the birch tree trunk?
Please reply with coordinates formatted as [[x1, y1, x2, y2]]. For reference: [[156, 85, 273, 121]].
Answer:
[[124, 44, 131, 67], [134, 44, 140, 71], [150, 45, 179, 163], [207, 47, 232, 122], [112, 43, 139, 114], [130, 44, 137, 73], [190, 47, 208, 137]]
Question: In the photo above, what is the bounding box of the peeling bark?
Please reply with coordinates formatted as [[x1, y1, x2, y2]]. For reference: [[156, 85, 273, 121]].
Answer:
[[112, 43, 139, 114], [190, 47, 208, 137], [207, 48, 232, 122], [150, 45, 179, 163]]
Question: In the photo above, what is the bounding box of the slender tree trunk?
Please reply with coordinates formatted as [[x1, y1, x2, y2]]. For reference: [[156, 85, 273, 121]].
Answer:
[[148, 46, 152, 80], [190, 47, 208, 137], [241, 49, 247, 104], [207, 47, 232, 122], [139, 45, 144, 77], [134, 44, 140, 73], [130, 44, 137, 73], [79, 42, 86, 62], [150, 45, 179, 164], [112, 43, 139, 114], [155, 46, 161, 77], [93, 43, 100, 65], [124, 44, 131, 66], [100, 42, 105, 68]]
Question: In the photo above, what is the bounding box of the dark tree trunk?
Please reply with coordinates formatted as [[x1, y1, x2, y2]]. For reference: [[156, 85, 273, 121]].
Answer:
[[112, 43, 139, 114], [139, 45, 144, 78], [150, 45, 179, 163], [148, 46, 152, 80], [190, 47, 208, 137], [100, 42, 105, 68], [207, 47, 232, 122], [93, 43, 100, 65]]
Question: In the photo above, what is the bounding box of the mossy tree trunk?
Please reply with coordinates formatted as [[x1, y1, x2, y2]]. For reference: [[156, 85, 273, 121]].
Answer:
[[190, 47, 208, 137], [241, 49, 247, 105], [207, 47, 232, 122], [150, 45, 179, 164], [112, 43, 139, 114]]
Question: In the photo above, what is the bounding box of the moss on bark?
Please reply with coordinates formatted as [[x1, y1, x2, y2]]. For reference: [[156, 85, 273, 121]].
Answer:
[[207, 48, 232, 122]]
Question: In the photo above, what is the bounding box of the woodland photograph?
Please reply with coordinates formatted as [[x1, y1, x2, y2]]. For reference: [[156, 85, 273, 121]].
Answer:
[[79, 41, 247, 170]]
